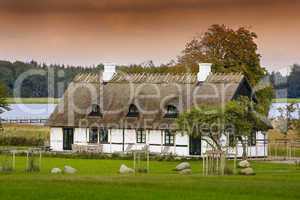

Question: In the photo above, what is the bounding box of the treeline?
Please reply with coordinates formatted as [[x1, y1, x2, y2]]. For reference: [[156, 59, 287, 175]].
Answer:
[[0, 60, 184, 98], [1, 59, 299, 99], [0, 60, 98, 98], [269, 64, 300, 98]]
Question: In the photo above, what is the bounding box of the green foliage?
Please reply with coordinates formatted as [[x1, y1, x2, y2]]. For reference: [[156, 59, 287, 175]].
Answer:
[[255, 86, 274, 116], [288, 64, 300, 98], [0, 81, 8, 111], [0, 60, 97, 98], [276, 102, 300, 136], [179, 24, 266, 86], [177, 105, 225, 150], [177, 96, 266, 154]]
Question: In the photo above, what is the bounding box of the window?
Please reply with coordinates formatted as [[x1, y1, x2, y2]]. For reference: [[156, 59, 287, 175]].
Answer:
[[164, 130, 174, 145], [89, 104, 102, 116], [99, 128, 108, 143], [164, 105, 178, 118], [136, 129, 146, 143], [127, 104, 139, 117], [248, 132, 256, 146], [89, 128, 98, 143]]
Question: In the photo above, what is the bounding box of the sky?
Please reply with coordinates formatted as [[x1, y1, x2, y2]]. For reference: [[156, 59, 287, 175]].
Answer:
[[0, 0, 299, 73]]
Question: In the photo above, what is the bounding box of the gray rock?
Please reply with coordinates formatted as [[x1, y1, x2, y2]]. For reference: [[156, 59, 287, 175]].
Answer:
[[238, 160, 250, 168], [119, 164, 134, 174], [51, 167, 62, 174], [179, 169, 192, 174], [240, 167, 255, 175], [175, 162, 191, 171], [64, 165, 77, 174]]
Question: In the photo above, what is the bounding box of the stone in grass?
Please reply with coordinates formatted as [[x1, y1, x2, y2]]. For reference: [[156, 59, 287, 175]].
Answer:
[[179, 169, 192, 175], [175, 162, 191, 171], [64, 165, 77, 174], [240, 167, 255, 175], [119, 164, 135, 174], [238, 160, 250, 168], [51, 167, 62, 174]]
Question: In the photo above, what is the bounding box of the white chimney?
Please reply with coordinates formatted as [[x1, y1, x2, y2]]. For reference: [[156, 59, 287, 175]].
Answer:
[[197, 63, 212, 82], [102, 63, 116, 82]]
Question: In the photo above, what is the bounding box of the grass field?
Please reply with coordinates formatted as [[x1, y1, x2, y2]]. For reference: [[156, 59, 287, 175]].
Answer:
[[272, 98, 300, 103], [6, 97, 60, 104], [0, 157, 299, 200], [1, 124, 49, 140]]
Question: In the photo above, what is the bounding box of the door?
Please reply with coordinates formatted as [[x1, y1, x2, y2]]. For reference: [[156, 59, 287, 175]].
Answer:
[[189, 136, 201, 155], [63, 128, 74, 150]]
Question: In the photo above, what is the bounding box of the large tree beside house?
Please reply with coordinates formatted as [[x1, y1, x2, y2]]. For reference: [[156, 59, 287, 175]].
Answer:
[[178, 24, 266, 86]]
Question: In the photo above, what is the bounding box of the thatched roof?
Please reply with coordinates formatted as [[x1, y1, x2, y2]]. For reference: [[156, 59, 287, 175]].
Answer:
[[47, 71, 249, 129]]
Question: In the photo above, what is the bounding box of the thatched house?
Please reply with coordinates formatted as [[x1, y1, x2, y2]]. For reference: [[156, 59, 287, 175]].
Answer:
[[47, 63, 268, 157]]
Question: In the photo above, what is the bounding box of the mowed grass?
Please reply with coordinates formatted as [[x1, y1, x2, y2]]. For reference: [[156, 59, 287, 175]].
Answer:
[[0, 157, 300, 200], [6, 97, 60, 104]]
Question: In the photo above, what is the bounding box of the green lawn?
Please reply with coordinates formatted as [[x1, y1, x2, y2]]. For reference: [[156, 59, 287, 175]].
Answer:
[[6, 97, 60, 104], [0, 157, 300, 200]]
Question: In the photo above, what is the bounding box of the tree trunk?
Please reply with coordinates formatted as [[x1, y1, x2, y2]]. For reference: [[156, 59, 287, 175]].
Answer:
[[238, 136, 247, 159]]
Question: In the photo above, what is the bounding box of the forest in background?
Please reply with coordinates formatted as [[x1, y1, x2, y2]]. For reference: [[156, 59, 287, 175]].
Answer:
[[0, 59, 298, 98]]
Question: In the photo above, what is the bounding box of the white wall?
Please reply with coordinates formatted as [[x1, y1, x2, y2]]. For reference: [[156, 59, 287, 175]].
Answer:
[[50, 128, 267, 157], [74, 128, 88, 144], [50, 128, 63, 151]]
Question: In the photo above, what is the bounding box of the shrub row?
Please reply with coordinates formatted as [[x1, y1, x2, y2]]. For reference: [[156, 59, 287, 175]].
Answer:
[[0, 136, 44, 147]]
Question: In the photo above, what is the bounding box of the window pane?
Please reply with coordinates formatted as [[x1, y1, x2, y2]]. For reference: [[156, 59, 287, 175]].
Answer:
[[136, 129, 146, 143], [89, 128, 98, 143], [99, 128, 108, 143], [164, 130, 174, 145]]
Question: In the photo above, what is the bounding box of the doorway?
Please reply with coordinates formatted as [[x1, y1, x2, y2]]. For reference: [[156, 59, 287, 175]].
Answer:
[[189, 136, 201, 155], [63, 128, 74, 150]]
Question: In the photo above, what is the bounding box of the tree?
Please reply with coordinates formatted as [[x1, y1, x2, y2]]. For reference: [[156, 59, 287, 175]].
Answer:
[[0, 82, 8, 130], [0, 82, 8, 111], [176, 105, 225, 150], [225, 96, 267, 158], [178, 24, 266, 85], [277, 103, 298, 134], [177, 96, 266, 158], [287, 64, 300, 98]]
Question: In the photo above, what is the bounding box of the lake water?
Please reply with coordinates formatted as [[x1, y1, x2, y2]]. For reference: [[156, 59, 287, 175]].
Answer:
[[0, 103, 299, 123]]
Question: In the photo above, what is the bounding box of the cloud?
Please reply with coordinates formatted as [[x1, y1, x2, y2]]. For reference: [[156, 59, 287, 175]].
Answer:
[[0, 0, 299, 15]]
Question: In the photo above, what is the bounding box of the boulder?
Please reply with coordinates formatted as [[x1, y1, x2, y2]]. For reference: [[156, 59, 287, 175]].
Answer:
[[51, 167, 62, 174], [238, 160, 250, 168], [240, 167, 255, 175], [179, 169, 192, 174], [175, 162, 191, 171], [64, 165, 77, 174], [119, 164, 135, 174]]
